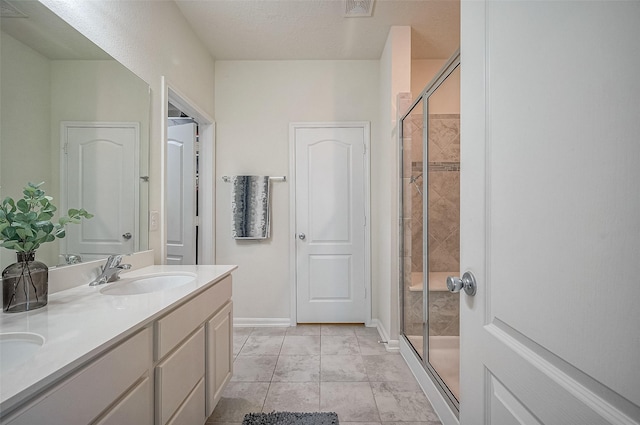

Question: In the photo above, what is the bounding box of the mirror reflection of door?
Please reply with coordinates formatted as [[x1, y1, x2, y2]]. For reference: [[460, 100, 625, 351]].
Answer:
[[166, 113, 198, 265], [62, 122, 139, 261]]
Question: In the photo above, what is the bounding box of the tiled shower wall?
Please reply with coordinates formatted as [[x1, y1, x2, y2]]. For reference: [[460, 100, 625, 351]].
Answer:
[[427, 114, 460, 274], [408, 114, 461, 274], [402, 111, 423, 337], [403, 114, 460, 337]]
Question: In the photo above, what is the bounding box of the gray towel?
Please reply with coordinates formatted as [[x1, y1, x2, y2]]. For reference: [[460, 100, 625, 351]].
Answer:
[[231, 176, 271, 239]]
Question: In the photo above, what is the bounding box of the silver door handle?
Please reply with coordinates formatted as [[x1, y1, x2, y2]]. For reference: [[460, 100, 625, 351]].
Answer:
[[446, 271, 477, 296], [298, 233, 306, 241], [122, 232, 132, 240]]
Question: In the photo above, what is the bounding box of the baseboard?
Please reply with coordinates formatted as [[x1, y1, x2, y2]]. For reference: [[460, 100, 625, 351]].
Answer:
[[369, 319, 399, 352], [234, 318, 291, 327], [400, 336, 459, 425]]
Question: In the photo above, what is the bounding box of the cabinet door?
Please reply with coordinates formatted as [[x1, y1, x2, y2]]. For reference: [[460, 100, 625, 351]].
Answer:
[[205, 301, 233, 416]]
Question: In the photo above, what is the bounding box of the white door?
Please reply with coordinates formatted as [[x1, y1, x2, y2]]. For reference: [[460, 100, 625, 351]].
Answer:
[[166, 122, 197, 265], [293, 123, 369, 323], [62, 123, 138, 261], [460, 2, 640, 424]]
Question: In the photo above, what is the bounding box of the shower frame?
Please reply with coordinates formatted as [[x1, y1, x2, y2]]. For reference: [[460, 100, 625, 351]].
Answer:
[[398, 49, 461, 415]]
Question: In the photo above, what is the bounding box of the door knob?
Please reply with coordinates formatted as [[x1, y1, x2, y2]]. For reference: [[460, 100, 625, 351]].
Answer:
[[446, 271, 477, 296], [298, 233, 306, 241], [122, 232, 132, 240]]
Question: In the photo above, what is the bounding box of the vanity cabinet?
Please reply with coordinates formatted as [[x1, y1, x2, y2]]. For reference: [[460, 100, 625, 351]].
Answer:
[[5, 328, 153, 425], [1, 272, 234, 425], [153, 275, 232, 425]]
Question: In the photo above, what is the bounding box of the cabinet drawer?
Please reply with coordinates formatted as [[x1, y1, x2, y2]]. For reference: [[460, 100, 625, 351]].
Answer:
[[95, 376, 153, 425], [7, 328, 151, 425], [155, 327, 205, 425], [155, 275, 232, 360], [166, 378, 205, 425]]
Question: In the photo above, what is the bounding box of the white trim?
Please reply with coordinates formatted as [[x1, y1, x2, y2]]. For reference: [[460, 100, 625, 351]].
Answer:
[[160, 78, 169, 264], [370, 318, 400, 352], [161, 77, 216, 265], [199, 123, 216, 264], [60, 121, 140, 254], [288, 121, 372, 326], [400, 337, 459, 425], [234, 318, 291, 328]]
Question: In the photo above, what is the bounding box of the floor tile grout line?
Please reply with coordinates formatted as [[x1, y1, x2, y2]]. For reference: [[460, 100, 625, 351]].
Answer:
[[260, 333, 286, 412], [234, 327, 252, 358]]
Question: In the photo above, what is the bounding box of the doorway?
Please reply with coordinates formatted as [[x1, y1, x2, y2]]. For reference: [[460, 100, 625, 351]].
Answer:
[[163, 80, 215, 265], [166, 112, 197, 265], [289, 122, 371, 325], [399, 52, 461, 413]]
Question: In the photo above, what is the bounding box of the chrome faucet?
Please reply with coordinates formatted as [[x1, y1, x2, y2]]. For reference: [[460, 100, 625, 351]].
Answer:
[[89, 255, 132, 286]]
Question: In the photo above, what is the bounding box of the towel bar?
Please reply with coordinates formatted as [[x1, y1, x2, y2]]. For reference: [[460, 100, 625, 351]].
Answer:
[[221, 176, 286, 183]]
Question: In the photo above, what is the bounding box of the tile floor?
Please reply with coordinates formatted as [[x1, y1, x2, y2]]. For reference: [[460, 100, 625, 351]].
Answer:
[[206, 325, 441, 425]]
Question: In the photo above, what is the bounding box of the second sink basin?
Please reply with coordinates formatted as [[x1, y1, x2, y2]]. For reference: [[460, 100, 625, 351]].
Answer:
[[100, 272, 197, 296], [1, 332, 45, 374]]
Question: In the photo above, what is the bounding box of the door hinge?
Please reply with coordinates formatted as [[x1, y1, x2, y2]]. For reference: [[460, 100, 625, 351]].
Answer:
[[364, 215, 367, 226], [363, 143, 367, 155], [63, 143, 68, 155]]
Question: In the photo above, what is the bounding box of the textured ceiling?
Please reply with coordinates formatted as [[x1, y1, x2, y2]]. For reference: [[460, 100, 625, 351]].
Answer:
[[175, 0, 460, 60]]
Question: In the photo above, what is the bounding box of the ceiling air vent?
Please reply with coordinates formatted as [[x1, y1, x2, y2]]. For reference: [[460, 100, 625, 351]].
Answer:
[[344, 0, 374, 18], [0, 0, 28, 18]]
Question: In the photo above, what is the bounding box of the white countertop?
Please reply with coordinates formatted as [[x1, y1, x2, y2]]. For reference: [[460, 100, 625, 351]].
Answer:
[[0, 264, 237, 413]]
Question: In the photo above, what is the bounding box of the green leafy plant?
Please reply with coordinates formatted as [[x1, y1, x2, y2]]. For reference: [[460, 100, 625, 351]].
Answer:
[[0, 182, 93, 253]]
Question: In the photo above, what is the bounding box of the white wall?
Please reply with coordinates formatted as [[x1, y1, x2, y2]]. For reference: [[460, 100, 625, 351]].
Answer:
[[215, 60, 379, 322], [0, 32, 53, 269], [375, 27, 411, 342], [40, 0, 216, 264]]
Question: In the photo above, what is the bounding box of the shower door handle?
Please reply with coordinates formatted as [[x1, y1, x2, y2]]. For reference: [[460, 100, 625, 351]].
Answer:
[[446, 271, 477, 296]]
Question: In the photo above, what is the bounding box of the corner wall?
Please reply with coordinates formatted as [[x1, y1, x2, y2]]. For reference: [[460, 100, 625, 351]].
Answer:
[[375, 27, 411, 342]]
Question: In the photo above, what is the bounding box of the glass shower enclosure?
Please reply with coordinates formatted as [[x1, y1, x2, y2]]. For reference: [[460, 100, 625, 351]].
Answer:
[[399, 51, 461, 412]]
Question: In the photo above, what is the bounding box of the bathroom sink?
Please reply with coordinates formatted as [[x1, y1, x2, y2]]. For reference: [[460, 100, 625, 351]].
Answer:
[[99, 273, 197, 296], [0, 332, 45, 374]]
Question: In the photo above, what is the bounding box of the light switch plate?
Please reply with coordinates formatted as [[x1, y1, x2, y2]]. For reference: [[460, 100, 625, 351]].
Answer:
[[149, 210, 160, 231]]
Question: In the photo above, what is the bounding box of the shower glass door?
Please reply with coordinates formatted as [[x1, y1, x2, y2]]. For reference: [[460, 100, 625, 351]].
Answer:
[[400, 52, 460, 412], [426, 65, 460, 402], [401, 98, 425, 360]]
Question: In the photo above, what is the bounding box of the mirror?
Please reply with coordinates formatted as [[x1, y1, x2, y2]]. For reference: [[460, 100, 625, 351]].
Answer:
[[0, 1, 150, 270]]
